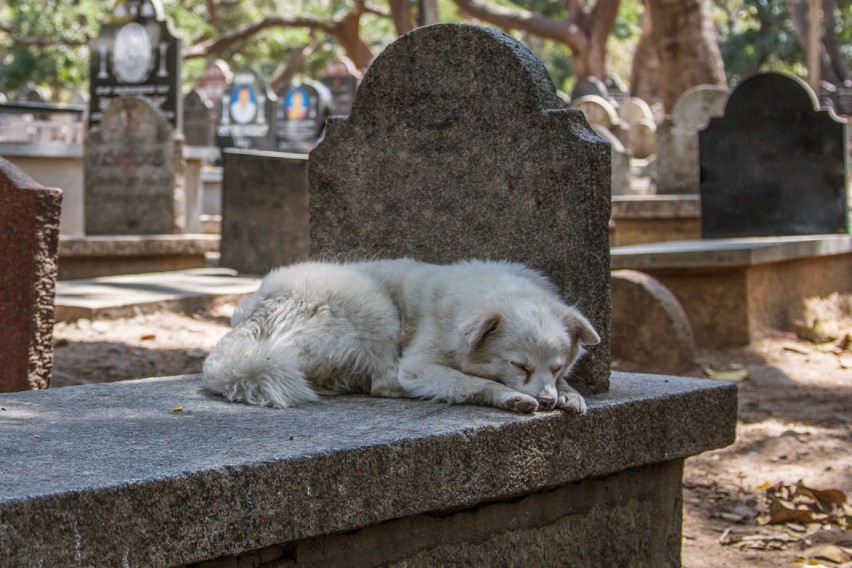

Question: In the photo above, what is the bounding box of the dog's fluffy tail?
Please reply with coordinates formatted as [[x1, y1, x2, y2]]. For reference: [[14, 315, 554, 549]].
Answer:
[[202, 327, 319, 408]]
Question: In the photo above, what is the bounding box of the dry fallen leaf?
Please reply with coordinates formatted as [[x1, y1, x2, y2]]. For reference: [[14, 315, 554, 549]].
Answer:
[[703, 366, 749, 383], [171, 406, 184, 412], [800, 544, 852, 564], [140, 333, 157, 341]]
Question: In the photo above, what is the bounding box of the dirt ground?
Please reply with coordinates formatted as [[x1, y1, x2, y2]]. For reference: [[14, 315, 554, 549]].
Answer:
[[52, 304, 851, 567]]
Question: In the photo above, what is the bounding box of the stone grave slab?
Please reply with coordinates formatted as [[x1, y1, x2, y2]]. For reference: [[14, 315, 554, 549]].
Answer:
[[84, 96, 186, 235], [310, 23, 612, 394], [700, 72, 849, 238], [0, 157, 62, 391]]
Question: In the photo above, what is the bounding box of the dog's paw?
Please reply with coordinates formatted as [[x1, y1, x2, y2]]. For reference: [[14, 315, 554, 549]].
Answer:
[[501, 393, 539, 414], [556, 391, 587, 414]]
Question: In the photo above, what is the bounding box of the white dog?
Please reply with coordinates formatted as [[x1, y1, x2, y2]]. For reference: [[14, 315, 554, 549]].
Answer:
[[203, 259, 599, 414]]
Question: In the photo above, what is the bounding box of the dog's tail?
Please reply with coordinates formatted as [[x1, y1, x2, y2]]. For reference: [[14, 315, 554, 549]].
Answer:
[[202, 325, 319, 408]]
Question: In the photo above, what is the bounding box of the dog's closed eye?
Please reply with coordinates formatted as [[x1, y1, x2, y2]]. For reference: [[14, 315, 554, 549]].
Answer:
[[511, 361, 533, 383]]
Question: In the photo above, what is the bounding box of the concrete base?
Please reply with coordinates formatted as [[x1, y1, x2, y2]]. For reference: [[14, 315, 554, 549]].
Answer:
[[610, 195, 701, 246], [0, 373, 736, 567], [612, 235, 852, 347], [58, 234, 220, 280]]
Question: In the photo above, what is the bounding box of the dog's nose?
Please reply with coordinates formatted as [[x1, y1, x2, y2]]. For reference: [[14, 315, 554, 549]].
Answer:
[[537, 396, 556, 409]]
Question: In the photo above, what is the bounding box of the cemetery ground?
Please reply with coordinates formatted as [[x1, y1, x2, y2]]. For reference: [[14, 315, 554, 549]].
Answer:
[[50, 303, 851, 568]]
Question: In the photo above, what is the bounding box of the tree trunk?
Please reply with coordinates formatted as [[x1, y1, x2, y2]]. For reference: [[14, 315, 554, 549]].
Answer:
[[629, 5, 660, 104], [331, 10, 375, 69], [645, 0, 726, 112]]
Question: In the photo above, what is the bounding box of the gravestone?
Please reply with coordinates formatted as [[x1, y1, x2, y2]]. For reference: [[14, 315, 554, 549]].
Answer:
[[656, 85, 728, 194], [619, 97, 657, 159], [320, 56, 360, 116], [197, 59, 232, 127], [84, 96, 185, 235], [16, 83, 47, 103], [592, 125, 631, 196], [700, 72, 849, 238], [216, 67, 276, 151], [88, 0, 181, 130], [310, 23, 612, 393], [220, 150, 310, 275], [571, 95, 630, 150], [0, 158, 62, 392], [275, 80, 332, 153], [571, 76, 609, 101], [183, 89, 214, 146], [604, 73, 628, 105]]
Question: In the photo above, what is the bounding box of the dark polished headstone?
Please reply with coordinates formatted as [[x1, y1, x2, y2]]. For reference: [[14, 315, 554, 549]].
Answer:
[[700, 72, 849, 238], [88, 0, 181, 130]]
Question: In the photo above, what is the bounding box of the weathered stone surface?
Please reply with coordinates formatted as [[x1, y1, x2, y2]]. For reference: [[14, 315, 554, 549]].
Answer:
[[0, 157, 62, 392], [611, 270, 697, 374], [656, 85, 728, 195], [183, 89, 214, 147], [84, 97, 186, 235], [310, 24, 612, 393], [609, 195, 702, 246], [700, 72, 849, 238], [592, 125, 631, 196], [0, 372, 736, 567], [194, 461, 683, 568], [221, 149, 310, 275]]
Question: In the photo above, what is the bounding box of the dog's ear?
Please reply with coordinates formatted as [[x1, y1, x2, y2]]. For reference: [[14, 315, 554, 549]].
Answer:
[[462, 312, 501, 350], [556, 305, 600, 346]]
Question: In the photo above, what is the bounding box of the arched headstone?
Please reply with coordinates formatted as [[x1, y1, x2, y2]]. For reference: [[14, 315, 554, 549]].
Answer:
[[310, 24, 612, 393], [275, 80, 332, 153], [216, 67, 276, 151]]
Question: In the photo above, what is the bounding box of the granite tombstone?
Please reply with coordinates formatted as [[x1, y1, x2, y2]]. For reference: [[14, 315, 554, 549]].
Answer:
[[275, 80, 332, 153], [84, 96, 185, 235], [310, 24, 612, 393], [700, 72, 849, 238], [88, 0, 181, 130], [571, 76, 609, 101], [216, 68, 276, 151], [183, 89, 214, 147], [0, 158, 62, 392]]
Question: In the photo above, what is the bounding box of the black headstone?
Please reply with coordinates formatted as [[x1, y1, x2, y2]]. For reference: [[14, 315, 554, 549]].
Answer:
[[88, 0, 181, 130], [215, 68, 276, 151], [183, 89, 214, 146], [571, 77, 609, 102], [700, 72, 849, 238], [275, 81, 331, 153]]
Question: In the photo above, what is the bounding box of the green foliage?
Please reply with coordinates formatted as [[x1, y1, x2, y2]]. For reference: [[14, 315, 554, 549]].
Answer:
[[715, 0, 803, 84]]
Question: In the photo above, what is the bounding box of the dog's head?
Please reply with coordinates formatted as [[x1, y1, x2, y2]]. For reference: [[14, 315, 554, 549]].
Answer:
[[457, 298, 599, 410]]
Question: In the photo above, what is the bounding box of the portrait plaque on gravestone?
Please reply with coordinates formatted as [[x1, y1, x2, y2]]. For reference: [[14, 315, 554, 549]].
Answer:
[[275, 81, 332, 153], [700, 72, 849, 238], [216, 68, 276, 151], [88, 0, 181, 130]]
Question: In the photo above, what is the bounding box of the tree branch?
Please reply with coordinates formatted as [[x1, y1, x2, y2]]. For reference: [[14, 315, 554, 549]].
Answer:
[[450, 0, 577, 46], [182, 15, 335, 59]]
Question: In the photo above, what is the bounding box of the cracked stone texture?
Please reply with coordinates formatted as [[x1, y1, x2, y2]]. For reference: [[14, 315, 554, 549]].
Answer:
[[0, 157, 62, 392], [309, 24, 612, 394], [0, 372, 736, 566]]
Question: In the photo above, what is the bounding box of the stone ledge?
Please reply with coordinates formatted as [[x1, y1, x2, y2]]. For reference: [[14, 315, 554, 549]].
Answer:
[[611, 234, 852, 270], [611, 194, 701, 219], [0, 372, 736, 567], [59, 234, 220, 257]]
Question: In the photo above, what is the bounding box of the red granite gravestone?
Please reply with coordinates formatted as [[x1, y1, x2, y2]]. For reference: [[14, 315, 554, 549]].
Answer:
[[0, 158, 63, 391]]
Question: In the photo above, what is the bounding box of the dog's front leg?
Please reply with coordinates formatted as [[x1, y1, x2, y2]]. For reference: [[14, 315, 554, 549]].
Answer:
[[555, 377, 588, 414], [398, 360, 539, 413]]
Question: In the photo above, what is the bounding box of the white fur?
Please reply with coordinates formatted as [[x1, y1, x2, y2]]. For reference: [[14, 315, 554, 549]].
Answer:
[[203, 259, 600, 413]]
